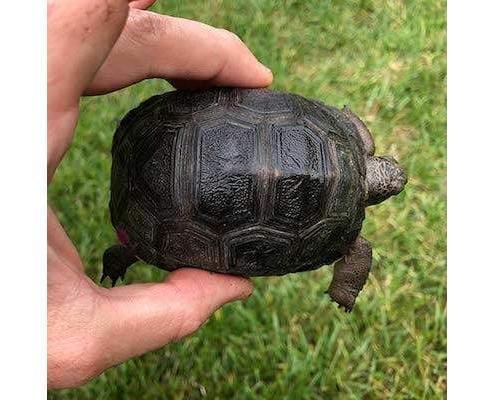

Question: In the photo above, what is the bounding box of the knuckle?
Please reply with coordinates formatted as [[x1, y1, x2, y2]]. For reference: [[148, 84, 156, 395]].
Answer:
[[84, 0, 126, 23], [217, 28, 244, 47], [102, 0, 123, 16], [128, 10, 168, 44]]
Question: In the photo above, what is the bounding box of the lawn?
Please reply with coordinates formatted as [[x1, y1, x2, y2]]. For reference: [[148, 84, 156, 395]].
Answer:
[[48, 0, 446, 398]]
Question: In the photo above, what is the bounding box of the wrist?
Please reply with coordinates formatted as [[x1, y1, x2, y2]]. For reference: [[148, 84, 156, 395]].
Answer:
[[48, 337, 101, 389], [47, 293, 106, 389]]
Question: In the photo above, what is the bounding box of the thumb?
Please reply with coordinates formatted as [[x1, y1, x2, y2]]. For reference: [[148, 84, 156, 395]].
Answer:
[[96, 269, 252, 369]]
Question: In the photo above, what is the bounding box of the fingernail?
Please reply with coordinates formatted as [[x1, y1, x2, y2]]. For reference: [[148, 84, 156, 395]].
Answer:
[[259, 63, 273, 77]]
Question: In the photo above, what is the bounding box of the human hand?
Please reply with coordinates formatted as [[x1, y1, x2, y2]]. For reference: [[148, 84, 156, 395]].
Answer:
[[48, 0, 272, 389]]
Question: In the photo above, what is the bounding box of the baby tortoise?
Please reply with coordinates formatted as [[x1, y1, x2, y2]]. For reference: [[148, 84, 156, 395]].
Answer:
[[103, 88, 407, 311]]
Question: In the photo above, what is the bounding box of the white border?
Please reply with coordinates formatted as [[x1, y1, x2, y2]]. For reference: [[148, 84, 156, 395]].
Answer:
[[0, 0, 494, 397], [448, 1, 495, 398], [0, 0, 46, 397]]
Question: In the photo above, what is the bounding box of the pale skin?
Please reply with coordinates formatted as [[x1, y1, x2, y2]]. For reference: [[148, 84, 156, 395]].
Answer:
[[48, 0, 273, 389]]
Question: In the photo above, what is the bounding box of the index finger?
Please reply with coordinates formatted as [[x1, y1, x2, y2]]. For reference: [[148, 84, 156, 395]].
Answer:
[[86, 9, 273, 95]]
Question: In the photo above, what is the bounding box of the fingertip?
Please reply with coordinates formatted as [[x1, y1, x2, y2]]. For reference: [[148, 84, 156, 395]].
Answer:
[[166, 268, 253, 304], [212, 26, 273, 89], [219, 275, 254, 302], [236, 276, 254, 300], [212, 272, 254, 302], [258, 63, 274, 87]]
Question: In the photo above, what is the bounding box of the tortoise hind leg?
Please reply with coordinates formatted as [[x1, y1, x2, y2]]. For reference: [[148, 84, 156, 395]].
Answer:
[[327, 236, 372, 312], [101, 245, 137, 287]]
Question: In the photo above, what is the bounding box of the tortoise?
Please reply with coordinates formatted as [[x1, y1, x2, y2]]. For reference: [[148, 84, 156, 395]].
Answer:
[[102, 88, 407, 311]]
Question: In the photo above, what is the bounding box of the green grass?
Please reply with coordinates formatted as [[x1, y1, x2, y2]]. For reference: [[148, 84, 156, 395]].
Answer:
[[48, 0, 446, 398]]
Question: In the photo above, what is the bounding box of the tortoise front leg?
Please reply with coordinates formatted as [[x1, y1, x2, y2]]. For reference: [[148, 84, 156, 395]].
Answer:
[[327, 236, 372, 312]]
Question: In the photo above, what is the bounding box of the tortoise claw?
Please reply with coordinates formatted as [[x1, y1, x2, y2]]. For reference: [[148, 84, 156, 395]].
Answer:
[[99, 272, 121, 287], [100, 273, 108, 285], [99, 273, 118, 286], [329, 295, 353, 313]]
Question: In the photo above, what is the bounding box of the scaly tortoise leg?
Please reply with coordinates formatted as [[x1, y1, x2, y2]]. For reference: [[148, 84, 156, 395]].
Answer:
[[327, 236, 372, 312]]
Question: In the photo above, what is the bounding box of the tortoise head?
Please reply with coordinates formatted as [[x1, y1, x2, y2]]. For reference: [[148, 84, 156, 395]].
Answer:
[[365, 156, 407, 206]]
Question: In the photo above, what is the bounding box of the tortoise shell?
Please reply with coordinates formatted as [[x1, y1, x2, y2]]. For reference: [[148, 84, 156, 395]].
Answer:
[[109, 88, 367, 277]]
